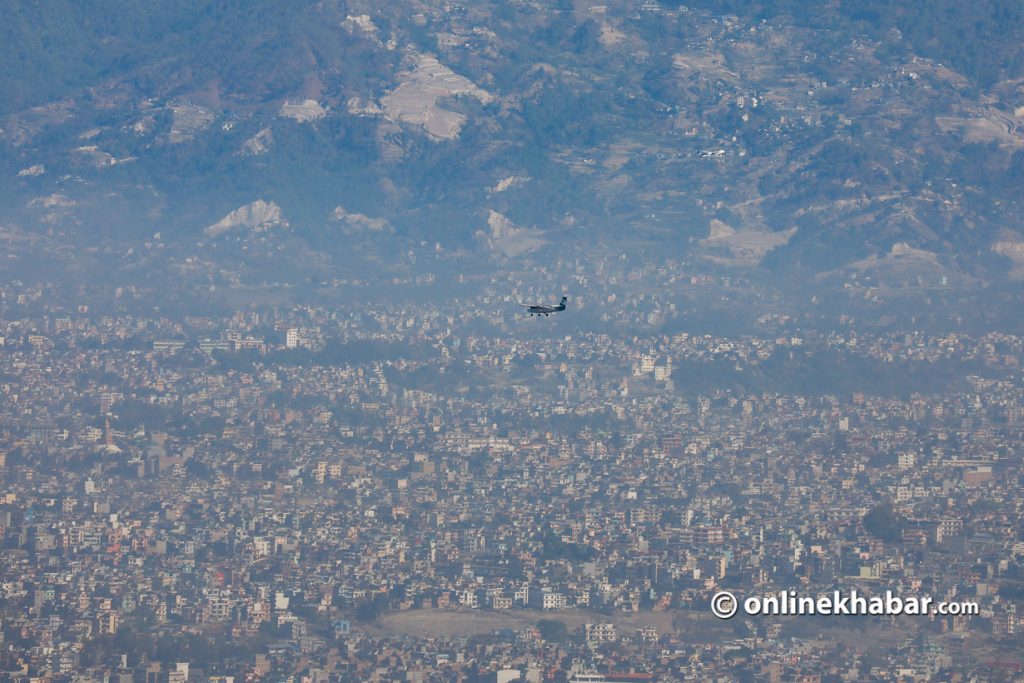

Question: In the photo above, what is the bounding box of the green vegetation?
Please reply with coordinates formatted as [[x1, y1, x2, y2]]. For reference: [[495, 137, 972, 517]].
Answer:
[[80, 623, 254, 669], [3, 0, 1024, 274], [675, 0, 1024, 87], [536, 618, 570, 643], [540, 533, 598, 562], [0, 1, 340, 115], [862, 502, 905, 541]]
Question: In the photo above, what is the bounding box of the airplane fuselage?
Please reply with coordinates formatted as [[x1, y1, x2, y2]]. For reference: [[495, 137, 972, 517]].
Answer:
[[525, 297, 567, 317]]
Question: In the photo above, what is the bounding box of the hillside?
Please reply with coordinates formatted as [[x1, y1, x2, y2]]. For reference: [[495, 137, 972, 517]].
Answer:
[[3, 0, 1024, 281]]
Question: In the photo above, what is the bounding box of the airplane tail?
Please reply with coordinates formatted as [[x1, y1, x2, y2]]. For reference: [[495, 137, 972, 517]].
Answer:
[[557, 296, 567, 310]]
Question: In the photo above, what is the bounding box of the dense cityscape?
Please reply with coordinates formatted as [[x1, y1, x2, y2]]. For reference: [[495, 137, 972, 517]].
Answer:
[[5, 0, 1024, 680], [0, 253, 1021, 682]]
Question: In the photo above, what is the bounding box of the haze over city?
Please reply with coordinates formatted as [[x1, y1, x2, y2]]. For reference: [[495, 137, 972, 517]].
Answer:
[[1, 1, 1023, 681]]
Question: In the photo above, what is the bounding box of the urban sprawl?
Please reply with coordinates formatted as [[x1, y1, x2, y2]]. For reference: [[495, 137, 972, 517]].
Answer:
[[0, 263, 1022, 683]]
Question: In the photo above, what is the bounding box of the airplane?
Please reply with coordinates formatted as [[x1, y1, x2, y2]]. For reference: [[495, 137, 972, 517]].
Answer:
[[523, 296, 568, 317]]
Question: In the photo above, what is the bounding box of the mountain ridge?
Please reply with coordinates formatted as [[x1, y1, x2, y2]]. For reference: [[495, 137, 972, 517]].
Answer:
[[3, 0, 1024, 282]]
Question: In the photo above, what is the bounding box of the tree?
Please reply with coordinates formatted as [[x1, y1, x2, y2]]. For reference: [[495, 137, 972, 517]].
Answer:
[[862, 503, 904, 542], [536, 618, 569, 643]]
